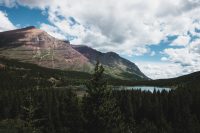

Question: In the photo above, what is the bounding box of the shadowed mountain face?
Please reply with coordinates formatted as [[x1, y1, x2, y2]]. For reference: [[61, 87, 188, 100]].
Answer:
[[0, 26, 149, 80], [72, 45, 149, 80]]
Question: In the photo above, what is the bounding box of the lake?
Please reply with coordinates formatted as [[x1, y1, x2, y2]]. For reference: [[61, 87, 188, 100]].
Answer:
[[116, 86, 172, 92]]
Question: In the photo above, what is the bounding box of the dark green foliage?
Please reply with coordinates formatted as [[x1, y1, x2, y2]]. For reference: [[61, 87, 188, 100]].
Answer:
[[114, 88, 200, 133], [0, 88, 84, 133], [1, 58, 200, 133], [82, 61, 127, 133]]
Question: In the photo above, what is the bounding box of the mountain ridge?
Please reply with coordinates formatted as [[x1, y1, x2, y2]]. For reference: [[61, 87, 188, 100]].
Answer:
[[72, 45, 148, 80], [0, 26, 149, 80]]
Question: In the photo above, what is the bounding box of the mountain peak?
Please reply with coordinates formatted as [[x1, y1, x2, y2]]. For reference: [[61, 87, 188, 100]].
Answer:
[[0, 26, 43, 35], [106, 52, 119, 57], [22, 26, 36, 30], [19, 26, 44, 33]]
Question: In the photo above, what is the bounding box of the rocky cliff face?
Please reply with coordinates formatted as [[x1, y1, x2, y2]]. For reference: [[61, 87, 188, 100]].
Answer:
[[0, 27, 149, 80]]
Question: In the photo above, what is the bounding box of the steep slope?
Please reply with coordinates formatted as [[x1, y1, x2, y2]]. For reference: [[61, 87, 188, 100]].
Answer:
[[0, 26, 91, 71], [0, 26, 148, 80], [72, 45, 149, 80]]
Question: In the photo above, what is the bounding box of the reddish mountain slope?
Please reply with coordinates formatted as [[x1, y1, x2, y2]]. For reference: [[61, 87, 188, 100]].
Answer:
[[0, 26, 91, 71]]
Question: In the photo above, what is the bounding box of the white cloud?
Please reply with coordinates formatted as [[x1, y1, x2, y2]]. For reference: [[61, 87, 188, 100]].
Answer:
[[0, 0, 49, 9], [0, 0, 16, 7], [136, 61, 184, 79], [161, 38, 200, 78], [171, 35, 190, 46], [40, 23, 66, 40], [3, 0, 200, 56], [190, 39, 200, 53], [136, 60, 200, 79], [162, 45, 200, 66], [161, 57, 168, 61], [0, 11, 16, 32]]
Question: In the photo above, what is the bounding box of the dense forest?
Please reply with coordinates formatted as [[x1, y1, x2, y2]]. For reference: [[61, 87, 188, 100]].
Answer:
[[1, 59, 200, 133]]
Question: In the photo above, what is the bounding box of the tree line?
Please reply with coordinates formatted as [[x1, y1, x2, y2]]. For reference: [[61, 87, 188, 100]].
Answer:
[[0, 61, 200, 133]]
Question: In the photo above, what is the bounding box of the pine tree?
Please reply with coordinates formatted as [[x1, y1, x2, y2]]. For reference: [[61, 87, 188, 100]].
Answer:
[[82, 61, 127, 133], [21, 89, 41, 133]]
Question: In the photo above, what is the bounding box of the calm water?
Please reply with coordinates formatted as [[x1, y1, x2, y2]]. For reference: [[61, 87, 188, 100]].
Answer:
[[117, 86, 172, 92]]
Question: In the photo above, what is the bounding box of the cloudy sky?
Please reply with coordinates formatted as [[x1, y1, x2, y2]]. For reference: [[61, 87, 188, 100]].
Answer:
[[0, 0, 200, 79]]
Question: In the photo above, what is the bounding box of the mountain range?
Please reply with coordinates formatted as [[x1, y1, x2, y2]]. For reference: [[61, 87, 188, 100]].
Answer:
[[0, 26, 148, 80]]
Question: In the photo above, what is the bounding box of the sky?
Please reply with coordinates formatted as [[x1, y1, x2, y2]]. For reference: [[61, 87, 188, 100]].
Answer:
[[0, 0, 200, 79]]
